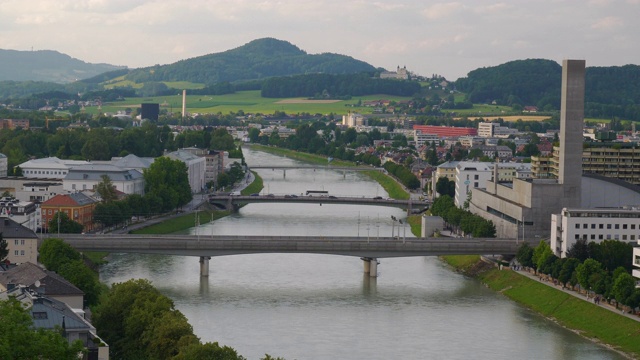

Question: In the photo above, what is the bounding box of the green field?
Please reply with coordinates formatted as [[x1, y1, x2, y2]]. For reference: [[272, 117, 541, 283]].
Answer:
[[86, 90, 414, 116]]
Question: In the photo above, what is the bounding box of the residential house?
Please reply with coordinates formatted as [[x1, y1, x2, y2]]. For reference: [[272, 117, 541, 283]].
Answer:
[[165, 150, 206, 193], [41, 193, 97, 232], [63, 164, 144, 195], [0, 217, 38, 264]]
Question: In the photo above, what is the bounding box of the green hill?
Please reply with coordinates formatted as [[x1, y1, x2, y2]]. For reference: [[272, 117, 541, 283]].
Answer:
[[454, 59, 640, 120], [123, 38, 377, 85], [0, 49, 126, 83]]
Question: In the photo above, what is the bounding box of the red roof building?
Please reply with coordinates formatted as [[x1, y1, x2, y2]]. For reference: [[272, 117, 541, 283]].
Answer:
[[413, 125, 477, 138], [41, 193, 97, 232]]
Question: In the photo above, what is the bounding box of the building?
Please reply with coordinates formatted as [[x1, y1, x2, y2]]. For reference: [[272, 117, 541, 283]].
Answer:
[[582, 143, 640, 185], [0, 197, 38, 231], [413, 130, 439, 148], [468, 60, 586, 238], [165, 150, 206, 193], [551, 207, 640, 258], [477, 122, 518, 138], [15, 181, 64, 203], [0, 218, 38, 264], [454, 162, 493, 207], [430, 161, 459, 200], [380, 66, 409, 80], [0, 153, 6, 177], [0, 284, 109, 359], [110, 154, 154, 174], [469, 145, 513, 159], [342, 112, 365, 127], [412, 125, 477, 138], [179, 148, 224, 188], [63, 164, 144, 195], [19, 157, 90, 179], [40, 193, 97, 233], [0, 119, 29, 130]]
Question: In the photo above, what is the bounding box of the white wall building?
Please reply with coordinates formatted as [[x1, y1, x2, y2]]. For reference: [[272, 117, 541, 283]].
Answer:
[[342, 112, 364, 127], [63, 164, 145, 195], [414, 131, 439, 148], [19, 157, 90, 179], [0, 153, 7, 177], [551, 207, 640, 258], [454, 162, 493, 207], [478, 122, 519, 138], [166, 150, 206, 193]]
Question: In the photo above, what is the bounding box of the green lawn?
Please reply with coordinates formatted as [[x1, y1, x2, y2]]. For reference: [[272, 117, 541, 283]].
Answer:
[[132, 210, 231, 235], [85, 90, 413, 116], [242, 171, 264, 195]]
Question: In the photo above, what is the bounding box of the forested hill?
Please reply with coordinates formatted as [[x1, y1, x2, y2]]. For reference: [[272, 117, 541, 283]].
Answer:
[[123, 38, 377, 84], [455, 59, 640, 120], [0, 49, 125, 83]]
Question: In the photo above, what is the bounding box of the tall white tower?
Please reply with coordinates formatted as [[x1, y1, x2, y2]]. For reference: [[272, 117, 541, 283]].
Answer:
[[182, 90, 187, 119]]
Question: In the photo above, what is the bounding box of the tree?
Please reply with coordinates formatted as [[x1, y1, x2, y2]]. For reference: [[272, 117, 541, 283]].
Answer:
[[39, 238, 81, 272], [566, 239, 590, 261], [516, 243, 534, 268], [558, 258, 580, 287], [48, 211, 84, 234], [612, 272, 636, 307], [575, 258, 604, 292], [0, 298, 85, 359], [95, 175, 117, 203], [144, 157, 192, 212], [0, 233, 7, 262], [532, 240, 553, 272], [58, 259, 102, 307], [174, 342, 247, 360]]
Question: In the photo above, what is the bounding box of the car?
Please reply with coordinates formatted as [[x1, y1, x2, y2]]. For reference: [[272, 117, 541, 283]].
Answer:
[[373, 196, 383, 200], [290, 194, 298, 198], [250, 193, 260, 196], [328, 196, 337, 199], [267, 194, 275, 197], [284, 195, 292, 198]]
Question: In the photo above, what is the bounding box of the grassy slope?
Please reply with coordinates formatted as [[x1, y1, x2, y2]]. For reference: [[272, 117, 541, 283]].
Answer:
[[241, 171, 264, 195], [132, 210, 231, 235], [441, 255, 640, 358]]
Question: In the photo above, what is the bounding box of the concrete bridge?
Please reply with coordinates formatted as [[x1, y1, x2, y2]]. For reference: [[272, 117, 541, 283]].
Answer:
[[249, 165, 384, 178], [208, 195, 429, 214], [47, 234, 533, 277]]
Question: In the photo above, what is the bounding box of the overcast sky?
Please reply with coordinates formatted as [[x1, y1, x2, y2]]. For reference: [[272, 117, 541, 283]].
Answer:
[[1, 0, 638, 80]]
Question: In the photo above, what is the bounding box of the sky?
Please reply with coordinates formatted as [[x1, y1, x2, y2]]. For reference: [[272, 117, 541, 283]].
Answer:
[[1, 0, 639, 80]]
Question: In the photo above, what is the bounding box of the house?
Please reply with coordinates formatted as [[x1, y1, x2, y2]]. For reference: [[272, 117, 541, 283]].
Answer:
[[165, 150, 206, 193], [41, 193, 97, 233], [0, 285, 109, 359], [0, 196, 38, 232], [19, 157, 90, 179], [0, 217, 38, 264]]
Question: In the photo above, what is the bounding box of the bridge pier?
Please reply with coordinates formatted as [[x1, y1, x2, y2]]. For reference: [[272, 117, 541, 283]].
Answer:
[[361, 257, 379, 277], [199, 256, 211, 277], [283, 169, 286, 178]]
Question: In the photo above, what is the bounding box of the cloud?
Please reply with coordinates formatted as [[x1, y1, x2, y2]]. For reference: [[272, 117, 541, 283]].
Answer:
[[591, 16, 623, 30], [422, 2, 464, 20]]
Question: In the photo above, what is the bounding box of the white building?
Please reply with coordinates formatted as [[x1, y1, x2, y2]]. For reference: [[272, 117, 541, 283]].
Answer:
[[0, 153, 7, 177], [63, 164, 145, 195], [342, 112, 365, 127], [478, 122, 519, 138], [414, 130, 439, 148], [19, 157, 90, 179], [454, 162, 493, 207], [14, 181, 64, 203], [165, 150, 206, 193], [551, 207, 640, 258]]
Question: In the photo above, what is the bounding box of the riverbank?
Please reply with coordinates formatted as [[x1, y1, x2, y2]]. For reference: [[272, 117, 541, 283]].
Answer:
[[441, 255, 640, 359], [247, 144, 409, 199]]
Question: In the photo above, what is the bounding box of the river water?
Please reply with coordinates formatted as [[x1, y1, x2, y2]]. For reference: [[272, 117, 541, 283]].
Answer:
[[100, 147, 625, 360]]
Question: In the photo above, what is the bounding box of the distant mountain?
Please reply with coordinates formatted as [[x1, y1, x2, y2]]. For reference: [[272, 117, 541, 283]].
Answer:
[[0, 49, 126, 84], [123, 38, 377, 84], [454, 59, 640, 120]]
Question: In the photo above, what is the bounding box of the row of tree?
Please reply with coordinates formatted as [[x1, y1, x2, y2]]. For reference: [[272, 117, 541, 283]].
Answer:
[[516, 239, 638, 308], [429, 195, 496, 237]]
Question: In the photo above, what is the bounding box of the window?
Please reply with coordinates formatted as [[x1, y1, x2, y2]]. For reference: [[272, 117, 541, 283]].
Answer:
[[48, 209, 52, 215], [599, 234, 603, 240], [72, 184, 76, 190], [20, 250, 24, 256], [575, 234, 580, 240], [607, 224, 612, 229], [632, 224, 636, 230], [623, 224, 628, 229], [623, 235, 628, 240], [20, 240, 24, 245], [575, 224, 580, 229], [474, 175, 479, 180], [614, 234, 620, 240], [599, 224, 604, 229], [474, 182, 478, 187], [591, 234, 595, 240], [591, 224, 595, 229], [615, 224, 620, 229], [14, 250, 18, 256], [632, 235, 636, 240], [14, 240, 18, 245], [583, 224, 587, 229], [606, 234, 612, 239]]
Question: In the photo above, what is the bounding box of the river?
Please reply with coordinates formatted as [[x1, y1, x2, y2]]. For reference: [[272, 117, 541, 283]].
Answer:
[[100, 147, 625, 360]]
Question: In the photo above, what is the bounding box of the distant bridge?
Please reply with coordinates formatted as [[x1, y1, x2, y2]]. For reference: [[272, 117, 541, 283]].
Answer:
[[249, 165, 385, 178], [208, 194, 429, 214], [47, 234, 532, 277]]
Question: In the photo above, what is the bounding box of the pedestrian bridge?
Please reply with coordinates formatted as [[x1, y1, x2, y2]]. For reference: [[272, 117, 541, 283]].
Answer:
[[208, 195, 429, 214], [47, 234, 533, 277]]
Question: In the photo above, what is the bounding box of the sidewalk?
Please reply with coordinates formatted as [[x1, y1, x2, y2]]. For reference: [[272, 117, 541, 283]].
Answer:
[[512, 267, 640, 322]]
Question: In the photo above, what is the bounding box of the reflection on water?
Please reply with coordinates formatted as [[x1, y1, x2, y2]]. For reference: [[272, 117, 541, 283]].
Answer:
[[99, 147, 625, 360]]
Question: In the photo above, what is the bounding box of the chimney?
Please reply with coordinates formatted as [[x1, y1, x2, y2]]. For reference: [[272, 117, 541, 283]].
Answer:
[[182, 90, 187, 119]]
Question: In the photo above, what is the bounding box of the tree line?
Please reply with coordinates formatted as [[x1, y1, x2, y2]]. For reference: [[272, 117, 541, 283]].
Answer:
[[429, 195, 497, 237], [516, 239, 638, 310]]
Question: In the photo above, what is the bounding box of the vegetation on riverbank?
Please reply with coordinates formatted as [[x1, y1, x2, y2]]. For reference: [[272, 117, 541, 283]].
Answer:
[[441, 255, 640, 358], [132, 210, 231, 235], [241, 171, 263, 195], [248, 144, 409, 199]]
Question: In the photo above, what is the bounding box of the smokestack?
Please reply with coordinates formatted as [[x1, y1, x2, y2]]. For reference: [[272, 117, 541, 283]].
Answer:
[[558, 59, 585, 207], [182, 90, 187, 119]]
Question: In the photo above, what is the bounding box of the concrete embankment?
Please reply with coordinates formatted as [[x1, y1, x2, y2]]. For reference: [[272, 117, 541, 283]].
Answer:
[[441, 255, 640, 359]]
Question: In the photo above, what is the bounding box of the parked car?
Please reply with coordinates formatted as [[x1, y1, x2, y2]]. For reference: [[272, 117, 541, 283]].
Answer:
[[373, 196, 383, 200]]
